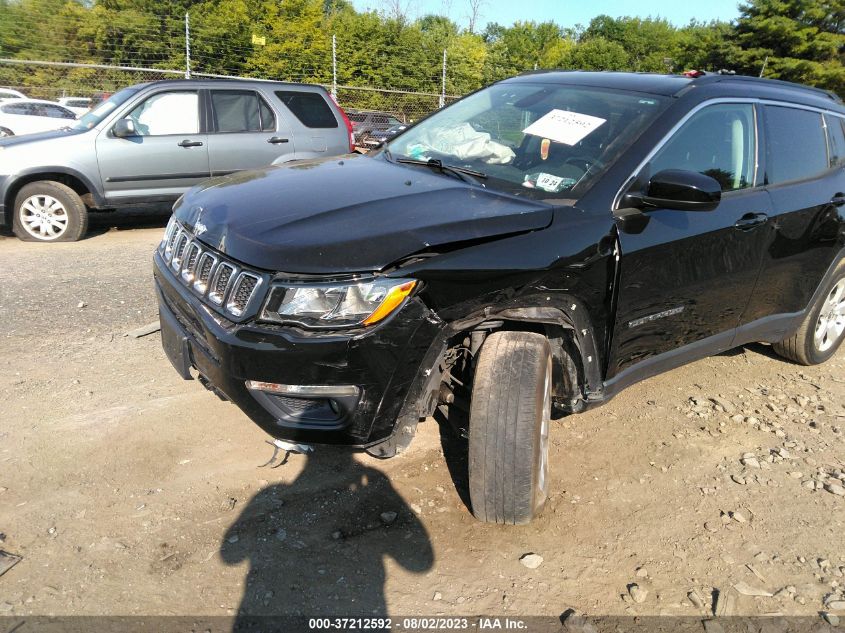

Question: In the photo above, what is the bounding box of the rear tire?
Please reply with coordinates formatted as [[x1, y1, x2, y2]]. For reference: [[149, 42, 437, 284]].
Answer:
[[774, 260, 845, 365], [468, 331, 552, 525], [12, 181, 88, 243]]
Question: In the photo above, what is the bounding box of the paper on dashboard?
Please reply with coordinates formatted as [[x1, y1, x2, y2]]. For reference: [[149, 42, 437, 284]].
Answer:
[[523, 109, 606, 146]]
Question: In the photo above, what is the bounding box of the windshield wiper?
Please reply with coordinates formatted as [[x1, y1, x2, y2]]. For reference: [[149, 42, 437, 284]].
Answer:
[[395, 157, 487, 185]]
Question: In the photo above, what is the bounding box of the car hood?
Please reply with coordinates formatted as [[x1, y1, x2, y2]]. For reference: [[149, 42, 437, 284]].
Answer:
[[0, 127, 86, 148], [175, 153, 554, 274]]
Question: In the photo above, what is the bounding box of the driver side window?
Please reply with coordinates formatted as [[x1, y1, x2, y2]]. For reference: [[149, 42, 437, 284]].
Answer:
[[650, 103, 756, 192], [122, 91, 199, 136]]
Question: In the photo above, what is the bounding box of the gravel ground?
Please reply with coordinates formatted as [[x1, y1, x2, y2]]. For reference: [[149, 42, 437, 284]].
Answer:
[[0, 211, 844, 623]]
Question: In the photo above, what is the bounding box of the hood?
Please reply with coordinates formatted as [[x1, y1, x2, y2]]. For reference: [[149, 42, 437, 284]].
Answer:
[[175, 153, 554, 274], [0, 127, 86, 148]]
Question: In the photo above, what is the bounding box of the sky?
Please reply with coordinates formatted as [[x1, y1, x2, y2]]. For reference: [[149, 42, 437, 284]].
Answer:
[[349, 0, 743, 29]]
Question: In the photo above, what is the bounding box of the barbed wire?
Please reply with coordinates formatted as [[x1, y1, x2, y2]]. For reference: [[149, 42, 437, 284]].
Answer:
[[0, 58, 459, 123], [0, 4, 466, 123], [1, 9, 472, 93]]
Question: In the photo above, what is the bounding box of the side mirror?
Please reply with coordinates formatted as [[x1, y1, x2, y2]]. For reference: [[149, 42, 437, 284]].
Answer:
[[624, 169, 721, 212], [112, 118, 137, 138]]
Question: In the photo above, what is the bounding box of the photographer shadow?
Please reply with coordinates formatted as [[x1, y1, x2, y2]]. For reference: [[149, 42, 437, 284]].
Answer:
[[220, 447, 434, 630]]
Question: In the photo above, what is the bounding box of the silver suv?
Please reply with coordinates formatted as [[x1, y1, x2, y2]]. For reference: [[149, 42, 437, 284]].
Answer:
[[0, 79, 354, 242]]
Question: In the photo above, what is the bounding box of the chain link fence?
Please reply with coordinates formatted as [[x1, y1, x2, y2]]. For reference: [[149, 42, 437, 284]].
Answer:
[[0, 3, 465, 125], [0, 58, 460, 130]]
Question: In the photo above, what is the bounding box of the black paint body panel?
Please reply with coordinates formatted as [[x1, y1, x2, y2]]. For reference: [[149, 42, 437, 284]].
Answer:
[[154, 71, 845, 447]]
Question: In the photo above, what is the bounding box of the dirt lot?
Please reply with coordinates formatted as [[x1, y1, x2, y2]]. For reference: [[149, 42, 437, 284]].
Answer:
[[1, 212, 844, 624]]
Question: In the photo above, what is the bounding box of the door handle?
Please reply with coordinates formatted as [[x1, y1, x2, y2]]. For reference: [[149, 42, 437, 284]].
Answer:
[[178, 139, 203, 148], [267, 137, 289, 144], [831, 193, 845, 206], [734, 212, 769, 230]]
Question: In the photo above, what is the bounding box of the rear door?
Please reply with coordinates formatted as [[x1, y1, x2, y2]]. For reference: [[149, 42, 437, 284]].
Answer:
[[96, 89, 209, 202], [608, 102, 772, 379], [273, 86, 349, 158], [739, 105, 845, 329], [273, 89, 348, 157], [1, 102, 46, 135], [205, 88, 294, 175]]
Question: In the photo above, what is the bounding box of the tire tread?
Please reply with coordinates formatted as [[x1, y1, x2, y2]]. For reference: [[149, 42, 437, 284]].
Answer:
[[468, 331, 552, 525]]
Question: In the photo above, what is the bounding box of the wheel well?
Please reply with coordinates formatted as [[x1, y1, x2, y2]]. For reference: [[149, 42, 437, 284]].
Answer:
[[4, 173, 93, 223], [432, 318, 587, 435]]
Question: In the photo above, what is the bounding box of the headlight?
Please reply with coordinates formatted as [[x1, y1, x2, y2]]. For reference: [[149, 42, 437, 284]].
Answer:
[[260, 278, 417, 328]]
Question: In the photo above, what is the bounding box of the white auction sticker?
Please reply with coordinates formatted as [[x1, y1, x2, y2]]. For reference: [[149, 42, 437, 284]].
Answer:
[[523, 109, 606, 146], [535, 173, 564, 192]]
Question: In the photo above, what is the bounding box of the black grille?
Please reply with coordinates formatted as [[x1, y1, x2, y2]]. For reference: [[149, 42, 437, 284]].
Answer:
[[165, 225, 180, 257], [227, 274, 260, 315], [184, 244, 200, 271], [196, 254, 215, 290], [171, 234, 189, 269], [271, 394, 326, 413], [209, 264, 235, 304], [159, 221, 263, 318]]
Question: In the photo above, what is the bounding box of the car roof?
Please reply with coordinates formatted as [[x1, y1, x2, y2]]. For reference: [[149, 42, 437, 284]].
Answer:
[[505, 70, 693, 96], [507, 70, 843, 111], [0, 98, 71, 107], [133, 78, 329, 92]]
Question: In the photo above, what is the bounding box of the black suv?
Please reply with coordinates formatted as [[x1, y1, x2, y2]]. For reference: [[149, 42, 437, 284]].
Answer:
[[154, 72, 845, 524]]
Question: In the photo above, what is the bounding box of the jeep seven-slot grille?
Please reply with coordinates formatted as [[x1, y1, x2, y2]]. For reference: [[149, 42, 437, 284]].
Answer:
[[226, 273, 260, 316], [194, 253, 216, 293], [159, 218, 263, 319], [181, 243, 201, 282], [209, 263, 235, 305], [171, 233, 189, 271]]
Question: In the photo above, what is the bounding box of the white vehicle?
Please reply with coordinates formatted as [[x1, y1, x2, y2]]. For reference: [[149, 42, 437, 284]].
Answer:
[[0, 99, 76, 137], [0, 88, 27, 100], [57, 97, 92, 116]]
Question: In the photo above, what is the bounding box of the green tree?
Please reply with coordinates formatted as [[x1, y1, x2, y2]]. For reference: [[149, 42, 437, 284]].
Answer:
[[581, 15, 679, 72], [734, 0, 845, 93], [569, 36, 629, 70], [676, 20, 742, 72]]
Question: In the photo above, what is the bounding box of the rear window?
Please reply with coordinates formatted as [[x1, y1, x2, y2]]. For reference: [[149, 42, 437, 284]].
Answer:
[[2, 103, 30, 115], [274, 90, 338, 128], [43, 104, 75, 119], [765, 106, 828, 185], [211, 90, 275, 133], [825, 114, 845, 168]]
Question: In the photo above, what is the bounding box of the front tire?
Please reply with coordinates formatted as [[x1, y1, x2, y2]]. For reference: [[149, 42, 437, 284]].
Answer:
[[12, 181, 88, 242], [774, 260, 845, 365], [468, 331, 552, 525]]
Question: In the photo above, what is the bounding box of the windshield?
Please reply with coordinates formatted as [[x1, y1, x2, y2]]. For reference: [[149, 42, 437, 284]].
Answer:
[[73, 87, 140, 130], [385, 82, 668, 199]]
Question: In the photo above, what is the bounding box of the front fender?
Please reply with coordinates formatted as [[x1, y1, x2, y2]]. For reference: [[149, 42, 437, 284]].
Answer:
[[2, 165, 106, 220]]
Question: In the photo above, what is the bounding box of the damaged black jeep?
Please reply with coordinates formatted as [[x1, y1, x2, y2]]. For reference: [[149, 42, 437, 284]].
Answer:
[[155, 71, 845, 524]]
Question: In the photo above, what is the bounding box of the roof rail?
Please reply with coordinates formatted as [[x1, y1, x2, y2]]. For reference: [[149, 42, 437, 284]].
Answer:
[[688, 72, 842, 104]]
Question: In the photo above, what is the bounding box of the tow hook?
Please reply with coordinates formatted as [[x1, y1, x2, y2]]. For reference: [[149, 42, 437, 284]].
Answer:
[[259, 438, 315, 468]]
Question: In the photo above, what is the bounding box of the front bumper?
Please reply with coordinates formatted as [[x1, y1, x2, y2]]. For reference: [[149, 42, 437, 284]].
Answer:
[[153, 251, 443, 447]]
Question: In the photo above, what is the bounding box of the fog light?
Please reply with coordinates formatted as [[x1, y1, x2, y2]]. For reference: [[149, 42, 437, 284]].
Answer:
[[245, 381, 360, 398]]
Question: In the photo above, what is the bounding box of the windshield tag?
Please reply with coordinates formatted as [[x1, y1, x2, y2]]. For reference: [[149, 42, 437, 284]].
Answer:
[[536, 173, 564, 192], [523, 109, 606, 146]]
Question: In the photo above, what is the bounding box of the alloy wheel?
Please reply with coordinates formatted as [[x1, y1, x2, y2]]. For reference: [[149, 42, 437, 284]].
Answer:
[[19, 194, 69, 240], [814, 278, 845, 352]]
